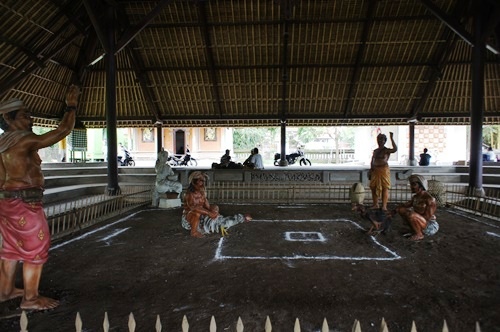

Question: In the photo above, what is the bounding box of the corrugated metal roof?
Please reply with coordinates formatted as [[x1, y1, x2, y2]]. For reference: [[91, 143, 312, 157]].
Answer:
[[1, 0, 499, 128]]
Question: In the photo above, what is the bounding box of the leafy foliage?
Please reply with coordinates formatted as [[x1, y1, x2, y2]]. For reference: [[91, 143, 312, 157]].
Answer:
[[233, 127, 278, 150], [483, 125, 499, 149], [233, 126, 356, 151]]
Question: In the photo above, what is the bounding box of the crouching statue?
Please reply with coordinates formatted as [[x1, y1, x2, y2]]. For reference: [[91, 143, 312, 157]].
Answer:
[[152, 148, 183, 207]]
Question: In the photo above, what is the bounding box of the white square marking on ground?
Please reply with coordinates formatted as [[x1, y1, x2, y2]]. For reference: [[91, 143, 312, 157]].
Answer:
[[215, 218, 401, 261]]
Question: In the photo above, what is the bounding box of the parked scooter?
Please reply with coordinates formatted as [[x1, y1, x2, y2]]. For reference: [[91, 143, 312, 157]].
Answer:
[[274, 149, 311, 166], [168, 151, 198, 167], [117, 149, 135, 166]]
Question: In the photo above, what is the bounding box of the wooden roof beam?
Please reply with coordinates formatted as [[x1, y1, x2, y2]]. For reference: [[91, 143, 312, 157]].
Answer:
[[47, 0, 87, 34], [147, 15, 437, 29], [496, 24, 500, 51], [76, 31, 99, 83], [0, 31, 81, 98], [197, 0, 223, 118], [67, 31, 99, 91], [343, 0, 376, 118], [482, 3, 500, 44], [0, 3, 86, 88], [113, 3, 163, 122], [105, 59, 496, 73], [420, 0, 500, 54], [408, 1, 470, 121], [114, 0, 173, 55], [71, 111, 490, 123], [0, 35, 45, 69], [279, 0, 292, 120], [87, 0, 172, 67], [408, 33, 457, 122], [83, 0, 110, 54], [126, 46, 162, 122]]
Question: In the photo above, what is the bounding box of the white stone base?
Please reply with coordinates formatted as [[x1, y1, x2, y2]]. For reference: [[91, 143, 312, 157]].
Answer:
[[159, 198, 181, 209]]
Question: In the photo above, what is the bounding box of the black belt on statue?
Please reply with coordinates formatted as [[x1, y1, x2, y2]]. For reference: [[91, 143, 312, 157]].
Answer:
[[0, 188, 44, 203]]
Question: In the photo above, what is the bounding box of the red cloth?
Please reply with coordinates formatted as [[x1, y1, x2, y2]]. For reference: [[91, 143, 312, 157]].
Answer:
[[0, 198, 50, 264]]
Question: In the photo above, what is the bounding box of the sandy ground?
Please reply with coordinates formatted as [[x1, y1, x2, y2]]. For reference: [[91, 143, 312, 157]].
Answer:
[[0, 203, 499, 332]]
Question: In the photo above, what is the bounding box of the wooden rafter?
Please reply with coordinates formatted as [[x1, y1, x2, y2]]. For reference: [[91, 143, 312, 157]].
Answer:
[[115, 4, 163, 122], [343, 0, 377, 118], [197, 0, 223, 118], [420, 0, 500, 54]]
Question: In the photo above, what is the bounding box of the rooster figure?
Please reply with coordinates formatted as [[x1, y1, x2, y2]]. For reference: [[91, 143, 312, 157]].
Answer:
[[352, 204, 395, 235]]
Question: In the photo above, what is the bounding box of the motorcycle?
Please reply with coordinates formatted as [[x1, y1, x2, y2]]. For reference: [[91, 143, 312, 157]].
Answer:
[[274, 149, 311, 166], [118, 149, 136, 166], [168, 152, 198, 167]]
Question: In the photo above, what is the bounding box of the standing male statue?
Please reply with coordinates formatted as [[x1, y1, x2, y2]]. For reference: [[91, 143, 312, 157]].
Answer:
[[369, 132, 397, 211], [0, 85, 80, 310]]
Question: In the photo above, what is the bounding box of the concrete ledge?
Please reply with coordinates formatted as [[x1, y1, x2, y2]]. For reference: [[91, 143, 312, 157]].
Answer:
[[42, 162, 107, 168], [44, 174, 108, 188], [159, 198, 181, 208], [39, 165, 500, 207], [43, 184, 107, 205]]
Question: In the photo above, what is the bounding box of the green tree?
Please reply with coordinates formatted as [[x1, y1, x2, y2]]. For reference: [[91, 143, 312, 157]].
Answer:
[[295, 127, 322, 146], [483, 125, 499, 149], [233, 127, 278, 150]]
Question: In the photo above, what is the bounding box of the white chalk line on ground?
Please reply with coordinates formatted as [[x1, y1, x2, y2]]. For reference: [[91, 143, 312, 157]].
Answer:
[[50, 209, 154, 251], [100, 228, 130, 242], [486, 231, 500, 238], [447, 209, 499, 229], [215, 218, 401, 261]]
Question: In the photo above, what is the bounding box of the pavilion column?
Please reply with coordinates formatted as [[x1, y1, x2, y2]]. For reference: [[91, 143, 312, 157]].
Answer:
[[156, 123, 163, 153], [105, 5, 119, 195], [278, 1, 290, 167], [408, 123, 416, 166], [279, 119, 288, 166], [468, 1, 486, 195]]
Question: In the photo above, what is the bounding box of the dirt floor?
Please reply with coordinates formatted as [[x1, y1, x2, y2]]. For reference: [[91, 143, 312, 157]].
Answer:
[[0, 203, 499, 332]]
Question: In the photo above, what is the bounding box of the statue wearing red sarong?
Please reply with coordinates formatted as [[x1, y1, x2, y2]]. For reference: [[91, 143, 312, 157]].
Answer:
[[0, 198, 49, 264], [0, 86, 79, 311]]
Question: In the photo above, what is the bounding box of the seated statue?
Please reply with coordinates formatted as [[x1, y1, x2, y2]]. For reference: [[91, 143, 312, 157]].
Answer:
[[394, 174, 438, 241], [182, 171, 251, 238], [152, 148, 183, 207]]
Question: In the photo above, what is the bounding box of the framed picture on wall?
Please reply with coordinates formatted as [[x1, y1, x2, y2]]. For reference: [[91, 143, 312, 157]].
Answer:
[[142, 128, 154, 142], [204, 127, 216, 141]]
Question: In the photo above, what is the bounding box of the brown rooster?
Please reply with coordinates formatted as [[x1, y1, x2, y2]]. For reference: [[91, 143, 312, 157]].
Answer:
[[352, 204, 395, 235]]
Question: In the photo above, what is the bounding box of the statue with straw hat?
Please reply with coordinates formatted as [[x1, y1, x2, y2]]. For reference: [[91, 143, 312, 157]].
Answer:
[[0, 85, 80, 310], [394, 174, 439, 241], [182, 171, 252, 238]]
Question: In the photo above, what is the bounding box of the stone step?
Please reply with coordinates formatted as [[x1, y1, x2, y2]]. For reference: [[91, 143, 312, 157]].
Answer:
[[43, 184, 107, 205], [42, 167, 108, 177], [44, 174, 108, 188]]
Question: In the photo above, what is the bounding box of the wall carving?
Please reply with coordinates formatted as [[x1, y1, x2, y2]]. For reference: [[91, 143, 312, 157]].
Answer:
[[251, 172, 322, 182]]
